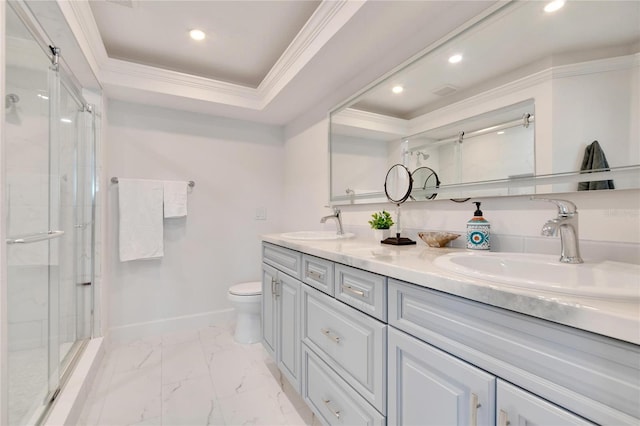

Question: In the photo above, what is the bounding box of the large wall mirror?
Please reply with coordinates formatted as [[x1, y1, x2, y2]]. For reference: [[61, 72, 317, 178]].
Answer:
[[329, 0, 640, 204]]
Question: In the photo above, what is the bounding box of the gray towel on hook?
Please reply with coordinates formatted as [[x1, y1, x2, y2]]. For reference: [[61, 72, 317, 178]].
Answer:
[[578, 140, 615, 191]]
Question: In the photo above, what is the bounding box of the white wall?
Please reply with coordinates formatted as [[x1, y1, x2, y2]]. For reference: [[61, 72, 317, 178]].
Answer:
[[282, 120, 336, 232], [106, 100, 285, 339]]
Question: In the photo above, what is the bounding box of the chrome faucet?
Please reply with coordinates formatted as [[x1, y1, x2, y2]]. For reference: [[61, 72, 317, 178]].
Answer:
[[534, 198, 583, 264], [320, 207, 344, 235]]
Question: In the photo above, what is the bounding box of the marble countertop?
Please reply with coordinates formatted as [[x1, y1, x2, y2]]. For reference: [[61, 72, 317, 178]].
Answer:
[[262, 234, 640, 346]]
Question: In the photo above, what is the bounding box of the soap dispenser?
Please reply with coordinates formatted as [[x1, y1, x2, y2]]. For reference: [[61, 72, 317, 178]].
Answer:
[[467, 202, 490, 250]]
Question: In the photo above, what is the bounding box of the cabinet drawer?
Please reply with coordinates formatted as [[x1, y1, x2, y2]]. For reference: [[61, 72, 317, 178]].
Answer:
[[335, 264, 387, 321], [262, 242, 302, 279], [302, 285, 386, 413], [303, 254, 334, 296], [302, 345, 385, 426], [497, 380, 595, 425]]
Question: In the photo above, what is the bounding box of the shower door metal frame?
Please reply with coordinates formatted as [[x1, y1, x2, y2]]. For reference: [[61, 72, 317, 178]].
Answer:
[[3, 1, 97, 424]]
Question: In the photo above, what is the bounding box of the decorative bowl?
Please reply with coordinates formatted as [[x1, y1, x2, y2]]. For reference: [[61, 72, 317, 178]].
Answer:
[[418, 231, 460, 248]]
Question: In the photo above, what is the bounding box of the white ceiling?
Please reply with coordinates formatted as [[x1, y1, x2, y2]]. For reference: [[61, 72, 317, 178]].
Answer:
[[89, 0, 321, 87], [60, 0, 498, 126]]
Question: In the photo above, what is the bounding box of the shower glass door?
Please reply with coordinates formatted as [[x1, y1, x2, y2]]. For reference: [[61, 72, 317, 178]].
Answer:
[[5, 4, 94, 425], [5, 4, 58, 424], [57, 80, 94, 375]]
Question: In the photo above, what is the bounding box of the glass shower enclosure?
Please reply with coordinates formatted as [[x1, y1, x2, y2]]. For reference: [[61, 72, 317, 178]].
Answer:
[[5, 3, 96, 424]]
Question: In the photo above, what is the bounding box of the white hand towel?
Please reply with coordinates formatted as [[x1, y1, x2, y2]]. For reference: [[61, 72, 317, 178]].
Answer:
[[163, 180, 188, 218], [118, 179, 164, 262]]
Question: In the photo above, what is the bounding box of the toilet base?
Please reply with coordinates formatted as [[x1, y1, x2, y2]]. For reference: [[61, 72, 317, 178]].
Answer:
[[234, 311, 262, 344]]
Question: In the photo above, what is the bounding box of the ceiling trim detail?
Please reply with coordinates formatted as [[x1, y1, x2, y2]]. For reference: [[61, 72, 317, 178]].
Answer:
[[61, 0, 366, 111], [256, 0, 366, 106], [335, 108, 409, 136]]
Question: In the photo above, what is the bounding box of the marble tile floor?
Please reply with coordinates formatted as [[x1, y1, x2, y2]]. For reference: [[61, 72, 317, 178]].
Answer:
[[77, 324, 318, 425]]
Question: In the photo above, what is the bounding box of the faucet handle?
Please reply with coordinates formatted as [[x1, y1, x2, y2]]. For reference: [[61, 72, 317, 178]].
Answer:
[[531, 197, 577, 215]]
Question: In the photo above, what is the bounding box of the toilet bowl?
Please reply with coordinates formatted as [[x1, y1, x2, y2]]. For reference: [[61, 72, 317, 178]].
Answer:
[[228, 281, 262, 344]]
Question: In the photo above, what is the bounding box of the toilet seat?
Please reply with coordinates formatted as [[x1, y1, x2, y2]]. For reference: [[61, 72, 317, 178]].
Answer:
[[229, 281, 261, 296]]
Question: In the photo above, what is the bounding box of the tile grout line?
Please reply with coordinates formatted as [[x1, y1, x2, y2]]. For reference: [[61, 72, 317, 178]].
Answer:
[[198, 328, 222, 425]]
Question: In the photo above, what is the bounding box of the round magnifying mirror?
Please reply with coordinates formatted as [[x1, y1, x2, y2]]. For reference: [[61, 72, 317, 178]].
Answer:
[[411, 166, 441, 200], [384, 164, 413, 204]]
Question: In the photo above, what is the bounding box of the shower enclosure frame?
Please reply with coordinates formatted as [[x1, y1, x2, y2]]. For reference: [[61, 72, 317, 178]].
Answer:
[[2, 1, 100, 424]]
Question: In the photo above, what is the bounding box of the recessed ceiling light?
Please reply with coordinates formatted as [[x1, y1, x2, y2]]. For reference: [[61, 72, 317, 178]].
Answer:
[[60, 118, 72, 123], [544, 0, 565, 13], [189, 29, 206, 41], [448, 54, 463, 64], [392, 85, 404, 94]]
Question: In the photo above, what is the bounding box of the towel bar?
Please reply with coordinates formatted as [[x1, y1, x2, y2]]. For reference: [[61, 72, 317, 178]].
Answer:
[[110, 177, 195, 188]]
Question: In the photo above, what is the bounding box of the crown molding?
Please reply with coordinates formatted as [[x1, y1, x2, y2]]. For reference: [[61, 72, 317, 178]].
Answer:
[[61, 0, 109, 76], [59, 0, 366, 112], [101, 58, 262, 109], [551, 53, 639, 79], [334, 108, 409, 137], [256, 0, 366, 106]]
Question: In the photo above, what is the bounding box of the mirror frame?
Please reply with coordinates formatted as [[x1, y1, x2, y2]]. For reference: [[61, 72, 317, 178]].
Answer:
[[328, 1, 640, 206], [384, 164, 413, 204]]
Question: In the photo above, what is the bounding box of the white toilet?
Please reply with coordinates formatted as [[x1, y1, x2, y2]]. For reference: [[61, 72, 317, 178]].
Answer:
[[228, 281, 262, 344]]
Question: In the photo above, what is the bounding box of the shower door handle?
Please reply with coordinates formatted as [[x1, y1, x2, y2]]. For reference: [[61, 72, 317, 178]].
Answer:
[[6, 230, 65, 244]]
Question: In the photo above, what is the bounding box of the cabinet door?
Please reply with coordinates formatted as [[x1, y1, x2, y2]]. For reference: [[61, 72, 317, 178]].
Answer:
[[497, 380, 595, 426], [261, 263, 278, 358], [278, 273, 301, 392], [388, 327, 495, 426]]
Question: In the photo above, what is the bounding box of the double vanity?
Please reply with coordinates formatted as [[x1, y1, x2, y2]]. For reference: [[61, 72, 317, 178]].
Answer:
[[261, 234, 639, 425]]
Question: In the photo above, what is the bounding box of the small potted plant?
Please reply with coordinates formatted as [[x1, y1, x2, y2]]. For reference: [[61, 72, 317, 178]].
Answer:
[[369, 211, 394, 241]]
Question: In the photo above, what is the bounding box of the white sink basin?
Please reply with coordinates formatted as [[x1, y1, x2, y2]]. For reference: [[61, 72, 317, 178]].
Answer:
[[433, 252, 640, 301], [280, 231, 355, 240]]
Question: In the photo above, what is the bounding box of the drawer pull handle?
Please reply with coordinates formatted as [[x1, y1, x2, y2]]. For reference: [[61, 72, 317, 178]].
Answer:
[[470, 393, 480, 426], [306, 270, 324, 281], [321, 328, 341, 343], [271, 277, 280, 298], [323, 399, 341, 419], [498, 409, 510, 426], [342, 284, 366, 297]]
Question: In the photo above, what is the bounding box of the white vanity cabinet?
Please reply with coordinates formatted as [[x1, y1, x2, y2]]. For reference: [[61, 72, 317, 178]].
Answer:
[[262, 243, 303, 392], [263, 243, 387, 425], [261, 240, 640, 426]]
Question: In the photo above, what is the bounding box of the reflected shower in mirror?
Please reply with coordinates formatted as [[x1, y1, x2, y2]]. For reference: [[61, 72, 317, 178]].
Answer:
[[403, 100, 535, 199], [411, 166, 440, 200]]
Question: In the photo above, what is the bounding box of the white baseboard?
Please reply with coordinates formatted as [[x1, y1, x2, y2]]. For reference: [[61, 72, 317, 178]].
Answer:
[[108, 308, 235, 345]]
